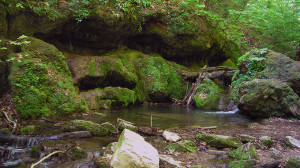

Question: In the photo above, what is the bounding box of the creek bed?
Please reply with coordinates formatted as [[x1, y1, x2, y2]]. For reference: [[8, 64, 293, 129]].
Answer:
[[1, 105, 253, 168]]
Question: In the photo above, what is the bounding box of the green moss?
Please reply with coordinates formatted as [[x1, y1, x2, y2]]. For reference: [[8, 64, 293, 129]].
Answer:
[[228, 144, 258, 160], [30, 145, 41, 158], [8, 37, 88, 118], [0, 128, 10, 133], [286, 158, 300, 168], [71, 146, 85, 161], [220, 59, 237, 68], [101, 122, 118, 134], [262, 138, 273, 147], [196, 134, 242, 148], [165, 140, 198, 152], [64, 120, 109, 136], [194, 79, 224, 110], [94, 156, 111, 168], [20, 125, 36, 135], [228, 160, 255, 168], [88, 57, 96, 76], [138, 57, 186, 102]]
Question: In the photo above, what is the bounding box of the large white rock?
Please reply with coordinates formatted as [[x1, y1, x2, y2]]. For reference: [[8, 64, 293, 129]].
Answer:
[[162, 130, 181, 142], [286, 136, 300, 148], [110, 129, 159, 168]]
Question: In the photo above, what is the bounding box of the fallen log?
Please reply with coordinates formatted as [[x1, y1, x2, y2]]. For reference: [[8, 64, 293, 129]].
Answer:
[[183, 66, 237, 81], [181, 66, 207, 106]]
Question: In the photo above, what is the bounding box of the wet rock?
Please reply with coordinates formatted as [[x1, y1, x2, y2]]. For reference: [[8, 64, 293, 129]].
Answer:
[[63, 120, 108, 136], [285, 136, 300, 148], [228, 143, 258, 160], [231, 49, 300, 118], [259, 136, 273, 147], [159, 154, 183, 167], [138, 127, 162, 136], [193, 79, 224, 110], [117, 118, 137, 132], [228, 160, 255, 168], [238, 134, 256, 143], [20, 125, 36, 135], [101, 122, 118, 134], [162, 130, 181, 142], [58, 131, 92, 140], [286, 158, 300, 168], [111, 129, 159, 168], [196, 134, 242, 148], [165, 140, 198, 152]]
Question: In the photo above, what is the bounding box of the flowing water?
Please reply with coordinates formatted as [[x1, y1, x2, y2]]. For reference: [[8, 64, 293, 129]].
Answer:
[[0, 105, 252, 168]]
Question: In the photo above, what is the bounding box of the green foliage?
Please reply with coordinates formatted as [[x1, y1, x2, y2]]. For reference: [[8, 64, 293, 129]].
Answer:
[[226, 0, 300, 57], [165, 140, 198, 152], [232, 48, 268, 87]]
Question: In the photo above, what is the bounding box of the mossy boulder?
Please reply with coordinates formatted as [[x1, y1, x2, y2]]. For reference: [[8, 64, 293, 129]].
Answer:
[[63, 120, 108, 136], [20, 125, 36, 135], [80, 87, 137, 109], [165, 140, 198, 152], [117, 119, 137, 132], [8, 37, 88, 118], [71, 146, 86, 161], [228, 160, 255, 168], [101, 122, 118, 134], [232, 79, 299, 118], [196, 134, 242, 148], [194, 79, 224, 110], [286, 158, 300, 168], [231, 49, 300, 118], [228, 143, 258, 160], [137, 57, 186, 102]]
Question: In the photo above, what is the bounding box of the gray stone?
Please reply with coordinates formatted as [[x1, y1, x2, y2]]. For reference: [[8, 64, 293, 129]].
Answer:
[[286, 136, 300, 148], [117, 118, 137, 132], [111, 129, 159, 168], [159, 154, 183, 167], [162, 131, 181, 142]]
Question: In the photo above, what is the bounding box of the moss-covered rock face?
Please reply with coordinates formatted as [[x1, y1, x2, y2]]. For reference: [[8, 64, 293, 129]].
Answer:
[[138, 57, 186, 102], [231, 49, 300, 118], [66, 53, 140, 91], [165, 140, 198, 152], [8, 37, 88, 118], [64, 120, 108, 136], [1, 0, 240, 67], [80, 87, 137, 109], [196, 134, 242, 148], [194, 79, 224, 110]]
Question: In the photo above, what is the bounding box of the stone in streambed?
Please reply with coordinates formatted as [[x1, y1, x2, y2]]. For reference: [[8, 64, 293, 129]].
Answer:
[[101, 122, 119, 134], [111, 129, 159, 168], [165, 140, 198, 152], [117, 118, 137, 132], [196, 134, 242, 148], [259, 136, 273, 147], [228, 143, 258, 160], [285, 136, 300, 148], [63, 120, 108, 136], [162, 130, 181, 142]]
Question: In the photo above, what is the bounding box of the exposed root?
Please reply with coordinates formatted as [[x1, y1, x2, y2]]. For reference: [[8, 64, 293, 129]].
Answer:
[[2, 111, 16, 134]]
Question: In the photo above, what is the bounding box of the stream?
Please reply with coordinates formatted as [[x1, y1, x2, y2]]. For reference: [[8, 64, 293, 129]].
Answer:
[[0, 105, 252, 168]]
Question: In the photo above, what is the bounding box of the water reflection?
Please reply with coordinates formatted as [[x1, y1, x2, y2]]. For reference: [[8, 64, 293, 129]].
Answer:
[[86, 105, 250, 130]]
